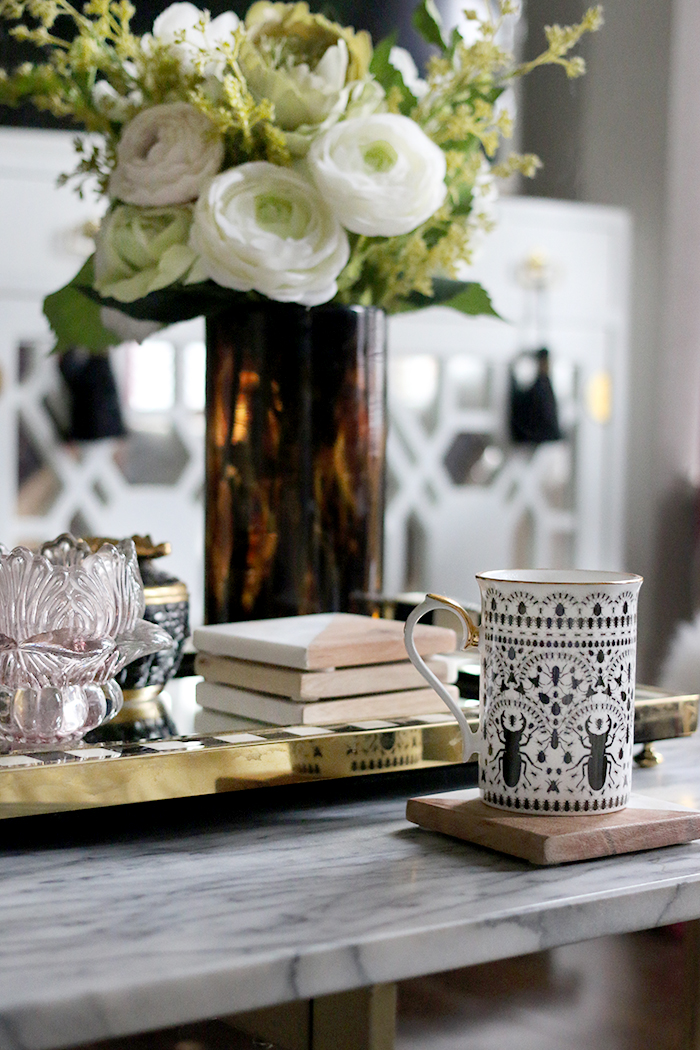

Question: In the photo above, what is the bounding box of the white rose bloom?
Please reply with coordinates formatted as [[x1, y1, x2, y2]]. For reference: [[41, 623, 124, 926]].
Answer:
[[388, 47, 428, 99], [148, 3, 239, 72], [191, 162, 350, 307], [308, 114, 447, 237], [109, 102, 224, 207]]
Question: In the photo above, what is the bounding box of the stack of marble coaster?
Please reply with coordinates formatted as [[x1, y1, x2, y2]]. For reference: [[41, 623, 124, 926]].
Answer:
[[193, 612, 459, 728]]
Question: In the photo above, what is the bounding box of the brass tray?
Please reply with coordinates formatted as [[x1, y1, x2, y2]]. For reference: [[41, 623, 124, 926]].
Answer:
[[0, 684, 695, 821]]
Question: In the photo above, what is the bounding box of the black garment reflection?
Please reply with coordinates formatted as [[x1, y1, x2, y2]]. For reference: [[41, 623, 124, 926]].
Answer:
[[59, 348, 127, 441], [509, 347, 562, 444]]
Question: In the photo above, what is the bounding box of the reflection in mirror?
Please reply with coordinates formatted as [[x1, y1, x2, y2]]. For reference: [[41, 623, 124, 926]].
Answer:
[[444, 432, 493, 486], [539, 442, 574, 511], [120, 339, 176, 413], [17, 414, 62, 518], [404, 512, 428, 593], [448, 353, 491, 410], [3, 315, 207, 626], [512, 506, 536, 567], [183, 342, 206, 412], [390, 353, 439, 412]]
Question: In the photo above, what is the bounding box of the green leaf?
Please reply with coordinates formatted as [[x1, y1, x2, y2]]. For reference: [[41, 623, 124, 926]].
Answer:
[[43, 259, 120, 353], [43, 258, 256, 351], [448, 178, 477, 217], [439, 135, 480, 155], [369, 33, 418, 115], [82, 280, 252, 323], [399, 278, 501, 318], [439, 282, 501, 318], [479, 85, 507, 105], [369, 32, 397, 79], [412, 0, 446, 50], [447, 25, 462, 60], [422, 223, 450, 249]]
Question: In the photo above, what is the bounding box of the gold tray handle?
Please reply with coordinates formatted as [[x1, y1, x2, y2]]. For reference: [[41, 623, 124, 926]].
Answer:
[[404, 594, 480, 763]]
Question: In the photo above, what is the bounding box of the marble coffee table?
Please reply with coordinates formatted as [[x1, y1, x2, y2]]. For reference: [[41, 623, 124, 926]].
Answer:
[[2, 735, 700, 1049]]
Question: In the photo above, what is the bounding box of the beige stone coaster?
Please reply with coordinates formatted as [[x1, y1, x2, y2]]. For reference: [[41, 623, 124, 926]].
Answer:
[[195, 653, 455, 700], [193, 613, 456, 670], [406, 789, 700, 865], [197, 680, 460, 726]]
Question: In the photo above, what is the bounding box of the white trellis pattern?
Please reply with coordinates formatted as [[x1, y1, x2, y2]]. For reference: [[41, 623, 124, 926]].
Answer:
[[383, 197, 630, 605], [0, 129, 630, 624], [1, 300, 206, 623]]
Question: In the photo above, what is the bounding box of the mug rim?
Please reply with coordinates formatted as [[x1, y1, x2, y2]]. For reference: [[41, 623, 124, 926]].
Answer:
[[475, 568, 643, 586]]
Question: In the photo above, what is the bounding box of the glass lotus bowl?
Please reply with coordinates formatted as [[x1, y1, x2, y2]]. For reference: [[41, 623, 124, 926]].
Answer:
[[0, 534, 173, 749]]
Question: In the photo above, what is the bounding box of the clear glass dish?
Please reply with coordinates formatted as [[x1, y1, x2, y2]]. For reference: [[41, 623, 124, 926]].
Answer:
[[0, 534, 173, 748]]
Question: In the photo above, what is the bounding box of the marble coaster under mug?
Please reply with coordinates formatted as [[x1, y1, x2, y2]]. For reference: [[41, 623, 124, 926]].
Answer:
[[406, 789, 700, 865]]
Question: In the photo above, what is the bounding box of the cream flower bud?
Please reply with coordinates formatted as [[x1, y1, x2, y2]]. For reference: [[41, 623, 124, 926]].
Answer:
[[92, 79, 143, 122], [308, 114, 447, 237], [109, 102, 224, 207], [190, 162, 350, 307], [241, 38, 349, 131], [100, 307, 163, 344]]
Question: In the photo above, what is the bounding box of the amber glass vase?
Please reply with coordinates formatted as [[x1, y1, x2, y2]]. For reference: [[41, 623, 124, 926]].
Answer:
[[204, 302, 387, 624]]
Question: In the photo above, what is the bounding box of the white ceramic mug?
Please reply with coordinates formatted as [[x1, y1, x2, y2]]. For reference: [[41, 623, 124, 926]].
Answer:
[[404, 569, 643, 815]]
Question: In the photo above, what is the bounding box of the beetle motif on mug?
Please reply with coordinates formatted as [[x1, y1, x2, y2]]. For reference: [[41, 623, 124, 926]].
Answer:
[[479, 588, 636, 813]]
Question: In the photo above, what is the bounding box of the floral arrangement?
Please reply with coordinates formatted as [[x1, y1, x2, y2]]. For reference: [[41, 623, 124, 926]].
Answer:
[[0, 0, 602, 350]]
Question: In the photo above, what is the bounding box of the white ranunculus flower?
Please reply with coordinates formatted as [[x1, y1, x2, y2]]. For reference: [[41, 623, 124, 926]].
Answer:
[[388, 47, 428, 99], [109, 102, 224, 207], [148, 2, 239, 72], [308, 114, 447, 237], [190, 162, 350, 306], [94, 204, 198, 303]]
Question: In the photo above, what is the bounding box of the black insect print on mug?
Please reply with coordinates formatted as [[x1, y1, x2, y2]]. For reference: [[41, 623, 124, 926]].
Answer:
[[488, 706, 536, 789], [585, 713, 612, 789], [502, 710, 527, 786], [571, 711, 621, 791]]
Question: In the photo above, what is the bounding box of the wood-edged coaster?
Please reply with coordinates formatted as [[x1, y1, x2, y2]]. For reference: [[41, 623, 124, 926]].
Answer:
[[193, 613, 456, 670], [196, 680, 460, 726], [194, 653, 455, 700], [406, 789, 700, 865]]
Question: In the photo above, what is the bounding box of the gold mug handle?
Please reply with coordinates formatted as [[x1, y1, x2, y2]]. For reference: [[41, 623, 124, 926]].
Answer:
[[404, 593, 480, 763]]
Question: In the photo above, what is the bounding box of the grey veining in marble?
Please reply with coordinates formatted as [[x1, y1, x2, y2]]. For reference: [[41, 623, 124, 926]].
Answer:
[[1, 738, 700, 1049]]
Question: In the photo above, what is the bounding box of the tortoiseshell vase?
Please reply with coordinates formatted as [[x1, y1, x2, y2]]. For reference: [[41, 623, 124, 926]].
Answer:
[[204, 303, 387, 623]]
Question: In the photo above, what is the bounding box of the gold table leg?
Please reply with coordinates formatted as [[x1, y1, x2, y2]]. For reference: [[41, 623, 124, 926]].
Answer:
[[634, 742, 664, 767], [683, 919, 700, 1049], [225, 984, 396, 1050], [312, 984, 396, 1050]]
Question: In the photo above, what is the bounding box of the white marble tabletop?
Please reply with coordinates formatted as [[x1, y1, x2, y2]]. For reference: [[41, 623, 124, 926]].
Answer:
[[2, 736, 700, 1050]]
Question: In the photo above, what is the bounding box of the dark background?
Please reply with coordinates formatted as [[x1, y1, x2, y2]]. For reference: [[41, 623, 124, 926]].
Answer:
[[0, 0, 432, 128], [0, 0, 593, 167]]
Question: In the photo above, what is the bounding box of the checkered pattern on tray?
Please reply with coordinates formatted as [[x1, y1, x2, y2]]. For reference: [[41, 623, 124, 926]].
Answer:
[[0, 715, 455, 768]]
